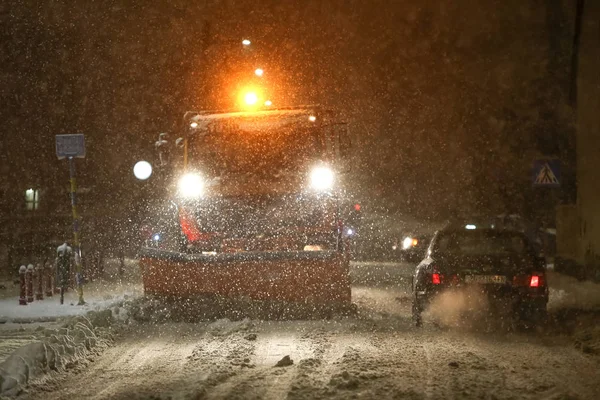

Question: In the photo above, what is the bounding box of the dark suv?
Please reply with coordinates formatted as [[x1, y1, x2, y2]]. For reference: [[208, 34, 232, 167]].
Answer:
[[411, 226, 548, 327]]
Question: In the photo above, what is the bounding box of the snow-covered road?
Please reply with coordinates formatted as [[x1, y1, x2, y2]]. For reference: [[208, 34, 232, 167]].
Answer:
[[22, 262, 600, 400]]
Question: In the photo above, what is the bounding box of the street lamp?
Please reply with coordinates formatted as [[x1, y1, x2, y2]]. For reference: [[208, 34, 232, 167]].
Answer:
[[254, 68, 264, 77], [133, 161, 153, 180], [264, 100, 272, 107], [242, 39, 251, 46], [244, 92, 259, 106]]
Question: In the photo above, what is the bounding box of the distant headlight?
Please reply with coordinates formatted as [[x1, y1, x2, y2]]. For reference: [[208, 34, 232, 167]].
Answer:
[[402, 237, 418, 249], [178, 173, 204, 199], [310, 166, 334, 191]]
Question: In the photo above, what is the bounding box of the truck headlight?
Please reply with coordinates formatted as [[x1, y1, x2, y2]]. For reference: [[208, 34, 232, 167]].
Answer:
[[178, 173, 204, 199], [402, 237, 413, 250], [310, 166, 334, 191]]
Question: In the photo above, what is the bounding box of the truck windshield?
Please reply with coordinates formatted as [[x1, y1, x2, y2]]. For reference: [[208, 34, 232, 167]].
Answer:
[[188, 113, 323, 176]]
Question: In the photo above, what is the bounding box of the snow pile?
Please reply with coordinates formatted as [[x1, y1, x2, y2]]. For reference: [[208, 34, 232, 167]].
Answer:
[[0, 322, 79, 364], [328, 370, 360, 390], [547, 271, 600, 311], [536, 272, 600, 356], [275, 355, 294, 367], [0, 314, 113, 397], [207, 318, 254, 337], [574, 321, 600, 355]]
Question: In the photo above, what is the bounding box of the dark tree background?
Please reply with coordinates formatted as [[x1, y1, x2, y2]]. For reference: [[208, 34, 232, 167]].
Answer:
[[0, 1, 576, 231]]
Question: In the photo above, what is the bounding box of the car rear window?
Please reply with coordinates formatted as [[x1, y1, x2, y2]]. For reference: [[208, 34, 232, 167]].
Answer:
[[435, 231, 529, 256]]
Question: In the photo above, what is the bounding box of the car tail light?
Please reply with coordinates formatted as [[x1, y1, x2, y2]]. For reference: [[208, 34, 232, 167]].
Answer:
[[530, 275, 540, 287], [532, 272, 545, 287], [432, 273, 441, 285], [513, 273, 545, 287]]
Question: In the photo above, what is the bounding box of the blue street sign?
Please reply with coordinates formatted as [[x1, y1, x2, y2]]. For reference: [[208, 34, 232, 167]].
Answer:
[[532, 159, 560, 187], [56, 134, 86, 159]]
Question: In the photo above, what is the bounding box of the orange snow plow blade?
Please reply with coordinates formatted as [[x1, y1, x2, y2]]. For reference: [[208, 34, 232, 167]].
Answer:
[[139, 248, 352, 306]]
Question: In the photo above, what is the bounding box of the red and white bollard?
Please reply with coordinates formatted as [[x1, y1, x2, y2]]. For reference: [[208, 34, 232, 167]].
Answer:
[[45, 262, 53, 297], [26, 264, 34, 303], [35, 263, 44, 301], [19, 265, 27, 305]]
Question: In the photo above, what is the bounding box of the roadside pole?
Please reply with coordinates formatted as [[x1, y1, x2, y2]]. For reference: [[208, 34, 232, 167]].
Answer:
[[56, 134, 86, 305], [18, 265, 27, 305], [69, 157, 85, 305]]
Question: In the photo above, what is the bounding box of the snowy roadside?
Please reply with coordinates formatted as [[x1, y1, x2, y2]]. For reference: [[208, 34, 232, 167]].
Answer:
[[0, 259, 142, 397], [547, 270, 600, 311], [0, 280, 140, 388], [546, 271, 600, 355], [0, 280, 142, 323], [0, 292, 137, 397], [0, 322, 66, 365], [0, 257, 142, 323], [0, 311, 118, 397], [0, 289, 138, 397]]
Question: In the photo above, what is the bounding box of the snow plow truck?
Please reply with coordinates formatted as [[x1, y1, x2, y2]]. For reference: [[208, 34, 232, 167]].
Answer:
[[139, 106, 355, 310]]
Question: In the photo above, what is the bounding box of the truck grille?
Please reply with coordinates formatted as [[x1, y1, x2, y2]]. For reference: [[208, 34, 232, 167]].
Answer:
[[187, 193, 336, 238]]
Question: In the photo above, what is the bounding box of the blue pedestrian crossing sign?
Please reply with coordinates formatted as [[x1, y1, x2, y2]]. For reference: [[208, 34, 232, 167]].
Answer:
[[532, 159, 560, 187]]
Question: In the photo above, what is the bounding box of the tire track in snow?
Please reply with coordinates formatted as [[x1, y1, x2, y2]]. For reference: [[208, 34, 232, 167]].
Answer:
[[256, 332, 313, 400], [27, 323, 252, 400], [446, 331, 600, 399], [347, 330, 436, 399], [28, 335, 197, 400], [287, 328, 382, 398], [203, 330, 314, 399], [91, 339, 197, 400]]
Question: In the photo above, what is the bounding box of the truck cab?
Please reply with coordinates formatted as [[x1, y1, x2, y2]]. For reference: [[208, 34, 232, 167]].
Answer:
[[140, 106, 355, 307]]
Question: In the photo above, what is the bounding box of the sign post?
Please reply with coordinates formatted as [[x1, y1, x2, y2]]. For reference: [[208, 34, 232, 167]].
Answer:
[[56, 134, 86, 305]]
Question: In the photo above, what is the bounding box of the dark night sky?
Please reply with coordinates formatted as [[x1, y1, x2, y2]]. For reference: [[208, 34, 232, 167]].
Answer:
[[0, 1, 576, 223]]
